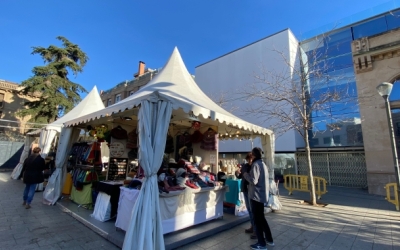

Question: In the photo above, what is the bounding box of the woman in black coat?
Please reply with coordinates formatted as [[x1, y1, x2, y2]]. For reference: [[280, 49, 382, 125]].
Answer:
[[21, 147, 46, 209]]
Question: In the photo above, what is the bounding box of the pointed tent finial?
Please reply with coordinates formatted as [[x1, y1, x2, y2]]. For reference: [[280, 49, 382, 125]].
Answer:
[[90, 85, 98, 93]]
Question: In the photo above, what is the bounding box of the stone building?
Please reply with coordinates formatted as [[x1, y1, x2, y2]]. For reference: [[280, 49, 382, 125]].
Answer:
[[0, 79, 37, 140], [100, 62, 159, 106], [351, 27, 400, 195]]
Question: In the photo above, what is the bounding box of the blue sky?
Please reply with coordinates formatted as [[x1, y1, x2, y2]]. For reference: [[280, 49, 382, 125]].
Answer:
[[0, 0, 397, 97]]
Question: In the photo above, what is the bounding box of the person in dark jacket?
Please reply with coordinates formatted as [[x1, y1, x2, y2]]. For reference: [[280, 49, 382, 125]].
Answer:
[[243, 147, 274, 250], [235, 152, 257, 239], [21, 147, 46, 209]]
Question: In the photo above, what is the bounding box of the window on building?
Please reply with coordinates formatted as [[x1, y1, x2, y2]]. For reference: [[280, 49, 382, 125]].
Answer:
[[357, 132, 363, 144], [311, 138, 319, 146], [115, 94, 121, 103], [333, 135, 341, 145], [0, 111, 3, 133], [397, 122, 400, 136], [352, 16, 388, 39], [0, 93, 4, 108], [107, 99, 112, 106], [323, 137, 331, 144], [386, 11, 400, 30]]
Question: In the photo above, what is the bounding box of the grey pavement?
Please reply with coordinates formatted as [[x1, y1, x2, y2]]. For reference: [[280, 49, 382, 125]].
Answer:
[[0, 171, 119, 250], [2, 170, 400, 250], [176, 186, 400, 250]]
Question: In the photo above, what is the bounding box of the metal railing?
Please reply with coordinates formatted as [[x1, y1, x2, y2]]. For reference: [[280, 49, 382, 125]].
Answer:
[[384, 183, 399, 211], [283, 174, 328, 199]]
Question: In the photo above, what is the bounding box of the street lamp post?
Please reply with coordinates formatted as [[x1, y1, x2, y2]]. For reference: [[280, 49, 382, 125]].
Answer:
[[377, 82, 400, 191]]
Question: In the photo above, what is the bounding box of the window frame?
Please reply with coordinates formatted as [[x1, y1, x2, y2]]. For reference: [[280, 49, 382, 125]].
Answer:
[[115, 94, 121, 103]]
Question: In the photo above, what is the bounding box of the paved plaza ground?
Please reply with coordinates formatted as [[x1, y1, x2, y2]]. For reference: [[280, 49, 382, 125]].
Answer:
[[1, 170, 399, 250]]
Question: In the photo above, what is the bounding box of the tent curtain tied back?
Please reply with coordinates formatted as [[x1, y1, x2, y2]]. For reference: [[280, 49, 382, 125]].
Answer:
[[122, 100, 172, 250], [42, 127, 81, 205]]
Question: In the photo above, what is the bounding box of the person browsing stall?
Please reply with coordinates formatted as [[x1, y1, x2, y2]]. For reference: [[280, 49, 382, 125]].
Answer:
[[235, 152, 257, 239], [243, 147, 274, 250]]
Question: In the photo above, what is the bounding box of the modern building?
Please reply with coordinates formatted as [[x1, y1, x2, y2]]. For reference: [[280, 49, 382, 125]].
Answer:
[[195, 2, 400, 195]]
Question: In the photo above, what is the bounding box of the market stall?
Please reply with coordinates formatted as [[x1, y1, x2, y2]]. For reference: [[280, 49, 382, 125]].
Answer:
[[41, 86, 105, 205], [58, 47, 274, 250], [11, 86, 104, 182]]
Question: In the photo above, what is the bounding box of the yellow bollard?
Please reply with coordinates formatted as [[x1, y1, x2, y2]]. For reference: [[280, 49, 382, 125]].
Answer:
[[384, 183, 399, 211]]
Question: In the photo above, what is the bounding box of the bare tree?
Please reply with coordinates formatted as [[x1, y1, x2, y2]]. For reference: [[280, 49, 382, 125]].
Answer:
[[236, 36, 358, 205], [208, 90, 240, 113]]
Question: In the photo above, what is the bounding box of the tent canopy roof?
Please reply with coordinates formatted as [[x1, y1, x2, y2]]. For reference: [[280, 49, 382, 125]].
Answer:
[[64, 48, 273, 136], [27, 86, 105, 135]]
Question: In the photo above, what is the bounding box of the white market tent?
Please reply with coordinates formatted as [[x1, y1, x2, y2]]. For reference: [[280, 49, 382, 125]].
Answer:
[[11, 86, 104, 180], [62, 47, 275, 250]]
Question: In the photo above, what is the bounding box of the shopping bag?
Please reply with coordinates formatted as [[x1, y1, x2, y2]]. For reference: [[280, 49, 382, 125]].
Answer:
[[267, 193, 282, 211], [235, 192, 249, 216]]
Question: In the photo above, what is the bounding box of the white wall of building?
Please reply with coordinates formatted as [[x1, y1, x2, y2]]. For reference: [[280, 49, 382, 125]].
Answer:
[[195, 29, 304, 153]]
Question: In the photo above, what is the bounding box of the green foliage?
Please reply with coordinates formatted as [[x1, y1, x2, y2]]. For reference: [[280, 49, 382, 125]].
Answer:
[[17, 36, 88, 123]]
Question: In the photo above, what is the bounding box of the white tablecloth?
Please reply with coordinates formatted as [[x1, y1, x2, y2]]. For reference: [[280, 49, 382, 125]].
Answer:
[[90, 192, 112, 222], [115, 186, 227, 234], [115, 187, 140, 231]]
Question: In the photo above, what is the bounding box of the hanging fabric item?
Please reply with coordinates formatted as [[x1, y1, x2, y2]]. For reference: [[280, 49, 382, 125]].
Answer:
[[126, 128, 138, 149], [201, 128, 218, 151], [191, 130, 203, 144], [177, 132, 192, 148], [164, 134, 174, 154], [101, 142, 110, 164], [110, 125, 128, 140]]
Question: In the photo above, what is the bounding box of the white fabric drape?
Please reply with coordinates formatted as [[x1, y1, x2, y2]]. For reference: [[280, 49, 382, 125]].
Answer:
[[39, 129, 58, 158], [123, 100, 172, 250], [11, 135, 36, 180], [43, 127, 81, 205]]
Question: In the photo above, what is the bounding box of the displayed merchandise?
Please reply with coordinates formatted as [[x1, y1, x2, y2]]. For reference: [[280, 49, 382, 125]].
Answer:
[[224, 179, 242, 206], [126, 128, 138, 149], [176, 133, 193, 160], [109, 141, 127, 158], [107, 158, 128, 181], [201, 128, 218, 151], [110, 125, 128, 139], [67, 142, 103, 171], [62, 172, 73, 195], [69, 166, 99, 209], [190, 130, 203, 143], [164, 134, 174, 154]]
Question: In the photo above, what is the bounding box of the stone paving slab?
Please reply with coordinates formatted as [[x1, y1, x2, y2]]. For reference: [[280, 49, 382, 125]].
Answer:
[[0, 172, 119, 250], [176, 192, 400, 250]]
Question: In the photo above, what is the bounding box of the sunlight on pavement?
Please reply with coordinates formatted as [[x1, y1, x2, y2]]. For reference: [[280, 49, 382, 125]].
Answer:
[[0, 175, 9, 183]]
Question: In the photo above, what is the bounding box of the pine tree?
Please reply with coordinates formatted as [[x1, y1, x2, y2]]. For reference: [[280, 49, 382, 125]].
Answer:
[[17, 36, 88, 124]]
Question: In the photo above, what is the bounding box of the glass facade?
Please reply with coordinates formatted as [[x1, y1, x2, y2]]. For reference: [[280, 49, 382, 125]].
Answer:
[[274, 153, 296, 181], [300, 7, 400, 148]]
